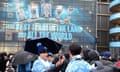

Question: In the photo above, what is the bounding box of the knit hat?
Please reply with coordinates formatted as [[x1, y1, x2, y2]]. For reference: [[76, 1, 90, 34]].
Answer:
[[37, 42, 48, 54], [103, 51, 112, 58]]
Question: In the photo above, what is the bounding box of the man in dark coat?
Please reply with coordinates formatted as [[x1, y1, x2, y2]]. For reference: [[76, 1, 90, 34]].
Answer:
[[0, 52, 8, 72], [100, 51, 114, 67], [87, 50, 114, 72]]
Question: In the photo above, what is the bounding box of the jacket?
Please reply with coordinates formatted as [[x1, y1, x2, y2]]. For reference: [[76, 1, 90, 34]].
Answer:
[[32, 57, 54, 72], [65, 55, 91, 72]]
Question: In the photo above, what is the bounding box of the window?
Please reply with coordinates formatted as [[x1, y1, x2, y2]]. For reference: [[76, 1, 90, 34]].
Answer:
[[101, 5, 109, 14], [97, 16, 109, 29], [97, 31, 109, 45], [97, 4, 101, 13], [101, 16, 109, 28]]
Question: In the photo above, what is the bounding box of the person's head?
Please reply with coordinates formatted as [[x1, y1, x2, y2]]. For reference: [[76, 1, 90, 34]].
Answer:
[[47, 52, 54, 62], [1, 52, 8, 60], [82, 48, 91, 61], [103, 51, 112, 59], [40, 52, 48, 60], [88, 50, 100, 61], [68, 42, 82, 57], [37, 43, 48, 60]]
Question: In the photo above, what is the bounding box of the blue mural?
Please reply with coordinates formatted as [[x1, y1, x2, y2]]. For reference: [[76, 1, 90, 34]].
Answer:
[[0, 0, 96, 49]]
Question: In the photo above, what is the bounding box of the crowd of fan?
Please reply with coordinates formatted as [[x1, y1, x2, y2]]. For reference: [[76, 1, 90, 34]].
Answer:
[[0, 44, 120, 72]]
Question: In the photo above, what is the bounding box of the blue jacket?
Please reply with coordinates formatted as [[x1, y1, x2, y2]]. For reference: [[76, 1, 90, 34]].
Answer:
[[17, 62, 32, 72], [65, 55, 91, 72], [32, 57, 54, 72]]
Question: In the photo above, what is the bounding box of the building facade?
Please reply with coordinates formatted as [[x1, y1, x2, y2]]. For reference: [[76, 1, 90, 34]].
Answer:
[[96, 0, 112, 52], [109, 0, 120, 56]]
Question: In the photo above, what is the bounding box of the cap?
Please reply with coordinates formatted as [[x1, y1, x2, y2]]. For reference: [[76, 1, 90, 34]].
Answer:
[[48, 52, 54, 57], [103, 51, 112, 58], [24, 37, 62, 54], [37, 42, 48, 54]]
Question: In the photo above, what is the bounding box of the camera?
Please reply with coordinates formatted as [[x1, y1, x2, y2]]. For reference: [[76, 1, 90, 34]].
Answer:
[[58, 55, 63, 60]]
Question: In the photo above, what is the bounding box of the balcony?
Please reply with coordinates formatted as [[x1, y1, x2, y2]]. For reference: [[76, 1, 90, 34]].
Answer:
[[109, 41, 120, 48], [109, 0, 120, 13], [110, 12, 120, 24], [109, 27, 120, 34]]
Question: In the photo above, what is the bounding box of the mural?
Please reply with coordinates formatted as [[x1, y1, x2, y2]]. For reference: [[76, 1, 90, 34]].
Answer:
[[0, 0, 96, 50]]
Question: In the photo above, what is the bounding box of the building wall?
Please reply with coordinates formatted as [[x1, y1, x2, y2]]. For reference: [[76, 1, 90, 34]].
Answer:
[[96, 0, 112, 53], [109, 0, 120, 56]]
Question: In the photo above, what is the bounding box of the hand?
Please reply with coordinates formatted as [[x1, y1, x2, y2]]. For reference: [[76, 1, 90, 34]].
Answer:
[[55, 56, 65, 67]]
